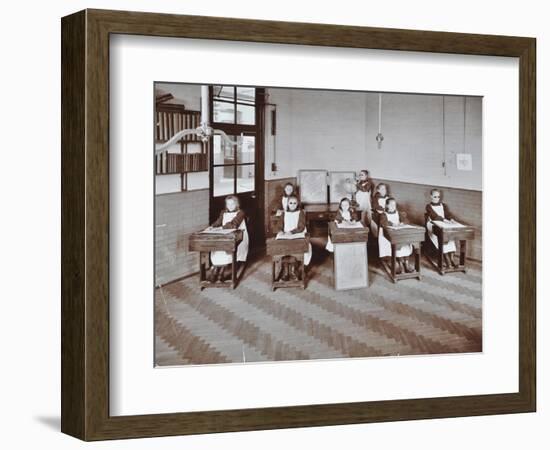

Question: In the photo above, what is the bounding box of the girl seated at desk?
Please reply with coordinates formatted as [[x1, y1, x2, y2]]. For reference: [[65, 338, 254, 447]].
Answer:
[[272, 182, 299, 216], [326, 197, 361, 253], [206, 195, 249, 282], [379, 197, 414, 274], [425, 188, 458, 268], [355, 169, 375, 223], [371, 182, 389, 237], [276, 195, 312, 281]]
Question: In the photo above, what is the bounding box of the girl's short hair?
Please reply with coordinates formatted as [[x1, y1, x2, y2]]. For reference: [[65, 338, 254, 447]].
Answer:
[[376, 182, 388, 192], [283, 183, 298, 199], [225, 195, 240, 209], [385, 197, 397, 211], [339, 197, 352, 210], [430, 188, 441, 196], [360, 169, 370, 176], [283, 182, 295, 191], [286, 195, 300, 210]]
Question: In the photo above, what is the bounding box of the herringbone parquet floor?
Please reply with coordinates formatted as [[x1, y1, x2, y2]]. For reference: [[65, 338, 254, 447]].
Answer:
[[155, 247, 482, 366]]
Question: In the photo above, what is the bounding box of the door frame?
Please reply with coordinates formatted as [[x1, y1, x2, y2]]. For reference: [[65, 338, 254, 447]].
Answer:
[[208, 86, 266, 247]]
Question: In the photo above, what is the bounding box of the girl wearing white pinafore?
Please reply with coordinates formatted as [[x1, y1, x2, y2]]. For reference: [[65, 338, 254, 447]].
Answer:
[[425, 189, 459, 268], [424, 189, 457, 254], [378, 210, 413, 258], [370, 183, 389, 237], [281, 207, 312, 266], [378, 198, 415, 274], [210, 199, 249, 266], [325, 197, 361, 253], [355, 170, 374, 224]]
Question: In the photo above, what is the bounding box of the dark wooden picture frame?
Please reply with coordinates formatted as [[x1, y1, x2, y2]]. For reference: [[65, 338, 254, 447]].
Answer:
[[61, 9, 536, 441]]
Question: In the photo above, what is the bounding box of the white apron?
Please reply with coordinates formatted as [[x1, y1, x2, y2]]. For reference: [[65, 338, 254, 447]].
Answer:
[[370, 196, 387, 237], [355, 189, 372, 223], [284, 210, 312, 266], [378, 211, 413, 258], [210, 211, 249, 266], [325, 210, 352, 253], [426, 204, 456, 253]]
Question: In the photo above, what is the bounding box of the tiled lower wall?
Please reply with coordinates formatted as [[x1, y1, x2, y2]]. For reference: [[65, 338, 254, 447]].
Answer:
[[375, 179, 482, 261], [155, 189, 209, 285]]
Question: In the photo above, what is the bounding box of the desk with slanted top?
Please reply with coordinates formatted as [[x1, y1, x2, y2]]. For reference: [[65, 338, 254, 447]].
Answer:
[[425, 223, 475, 275], [269, 205, 364, 237], [381, 225, 425, 283], [266, 236, 309, 291], [328, 222, 369, 290], [188, 230, 244, 289]]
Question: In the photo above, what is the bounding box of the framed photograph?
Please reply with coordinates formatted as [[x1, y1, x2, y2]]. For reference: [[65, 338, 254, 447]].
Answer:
[[61, 9, 536, 441]]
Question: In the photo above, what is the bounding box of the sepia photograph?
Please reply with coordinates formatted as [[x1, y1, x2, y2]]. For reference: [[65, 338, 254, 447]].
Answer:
[[154, 83, 482, 367]]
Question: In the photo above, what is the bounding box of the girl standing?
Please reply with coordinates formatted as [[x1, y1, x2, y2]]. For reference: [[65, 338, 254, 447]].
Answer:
[[425, 188, 458, 268], [277, 195, 312, 281], [207, 195, 249, 282], [378, 197, 414, 274], [355, 169, 375, 223], [371, 182, 389, 237]]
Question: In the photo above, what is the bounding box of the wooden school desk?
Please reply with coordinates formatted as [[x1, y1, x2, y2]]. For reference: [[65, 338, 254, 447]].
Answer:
[[380, 225, 425, 283], [266, 236, 309, 291], [328, 222, 369, 290], [270, 205, 361, 236], [304, 204, 339, 226], [303, 204, 362, 237], [425, 222, 476, 275], [188, 229, 244, 289]]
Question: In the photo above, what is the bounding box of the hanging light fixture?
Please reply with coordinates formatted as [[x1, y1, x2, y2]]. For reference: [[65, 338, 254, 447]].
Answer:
[[375, 93, 384, 149], [155, 85, 239, 154]]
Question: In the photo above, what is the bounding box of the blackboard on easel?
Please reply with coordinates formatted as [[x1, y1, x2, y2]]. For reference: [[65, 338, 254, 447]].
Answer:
[[298, 170, 328, 204]]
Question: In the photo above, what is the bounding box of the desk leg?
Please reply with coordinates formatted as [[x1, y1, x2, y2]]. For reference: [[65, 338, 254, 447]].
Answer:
[[391, 244, 397, 283], [415, 243, 422, 280], [332, 245, 336, 289], [271, 258, 276, 291], [232, 251, 237, 289], [297, 254, 305, 289], [459, 240, 467, 270], [199, 252, 207, 288], [365, 243, 369, 287], [438, 237, 445, 275]]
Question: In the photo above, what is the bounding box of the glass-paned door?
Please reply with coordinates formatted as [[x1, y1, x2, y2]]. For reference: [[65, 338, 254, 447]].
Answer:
[[209, 86, 265, 248]]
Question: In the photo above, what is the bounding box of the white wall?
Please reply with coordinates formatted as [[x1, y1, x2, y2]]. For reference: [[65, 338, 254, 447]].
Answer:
[[3, 1, 547, 450], [155, 82, 202, 109], [265, 88, 366, 179], [365, 93, 482, 189], [266, 88, 482, 190]]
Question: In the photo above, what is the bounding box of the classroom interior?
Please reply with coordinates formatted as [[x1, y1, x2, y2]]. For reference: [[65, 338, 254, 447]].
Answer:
[[154, 83, 483, 366]]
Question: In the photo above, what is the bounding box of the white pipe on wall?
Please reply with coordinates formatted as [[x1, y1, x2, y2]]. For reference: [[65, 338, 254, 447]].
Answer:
[[200, 85, 209, 127]]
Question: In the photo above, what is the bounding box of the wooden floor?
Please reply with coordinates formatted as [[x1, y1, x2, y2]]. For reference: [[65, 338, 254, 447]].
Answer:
[[155, 243, 482, 366]]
